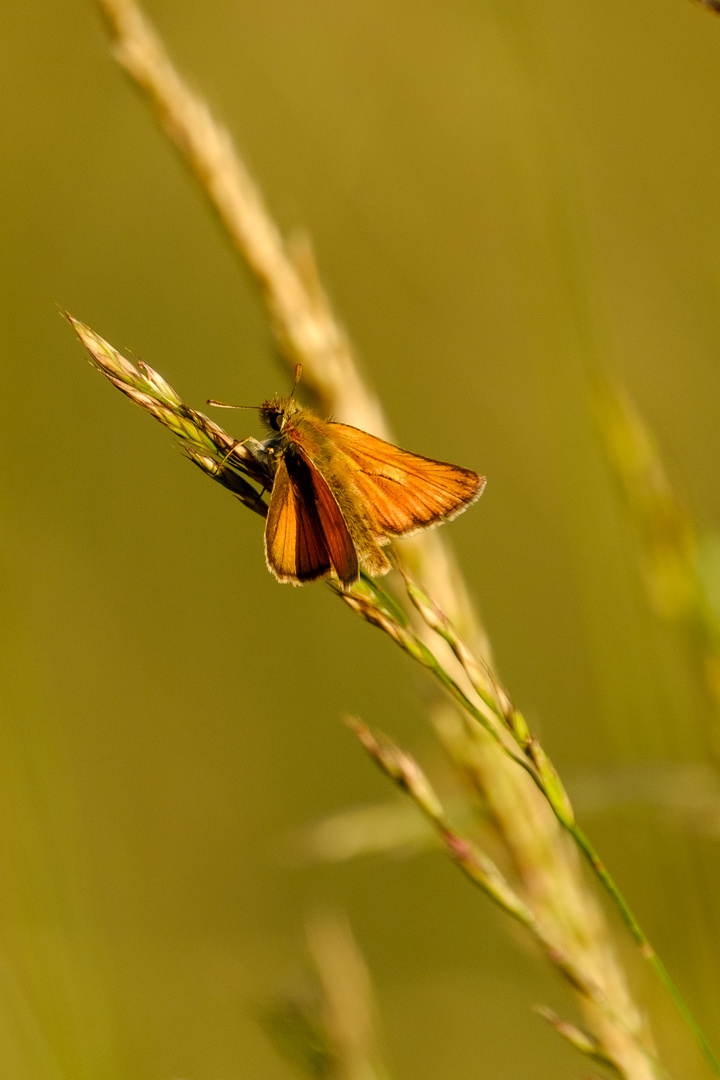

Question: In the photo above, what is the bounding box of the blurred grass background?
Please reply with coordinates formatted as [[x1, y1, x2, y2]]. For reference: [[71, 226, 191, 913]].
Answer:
[[2, 0, 720, 1076]]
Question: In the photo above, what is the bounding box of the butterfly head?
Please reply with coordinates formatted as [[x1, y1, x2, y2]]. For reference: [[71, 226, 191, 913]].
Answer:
[[258, 362, 304, 435], [258, 394, 300, 434]]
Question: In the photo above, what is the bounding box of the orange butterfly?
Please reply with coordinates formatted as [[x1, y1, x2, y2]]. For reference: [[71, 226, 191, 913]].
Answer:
[[212, 368, 485, 589]]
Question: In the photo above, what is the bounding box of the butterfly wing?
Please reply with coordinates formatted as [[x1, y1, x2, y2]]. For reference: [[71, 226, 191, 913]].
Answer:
[[302, 453, 360, 586], [327, 423, 486, 537], [264, 455, 329, 584], [265, 452, 359, 587]]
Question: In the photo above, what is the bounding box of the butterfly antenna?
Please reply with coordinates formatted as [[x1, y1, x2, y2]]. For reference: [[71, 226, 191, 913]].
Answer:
[[290, 363, 303, 400], [206, 399, 259, 410]]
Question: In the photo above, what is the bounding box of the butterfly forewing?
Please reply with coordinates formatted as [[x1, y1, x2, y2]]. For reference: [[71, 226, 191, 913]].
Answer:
[[264, 452, 358, 586], [265, 456, 331, 583], [326, 423, 486, 537]]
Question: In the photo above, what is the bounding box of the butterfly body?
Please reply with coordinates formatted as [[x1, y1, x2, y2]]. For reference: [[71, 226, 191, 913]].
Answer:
[[243, 389, 485, 590]]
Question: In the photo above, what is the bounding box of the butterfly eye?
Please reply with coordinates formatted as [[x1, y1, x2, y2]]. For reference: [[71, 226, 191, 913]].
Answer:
[[268, 412, 281, 432]]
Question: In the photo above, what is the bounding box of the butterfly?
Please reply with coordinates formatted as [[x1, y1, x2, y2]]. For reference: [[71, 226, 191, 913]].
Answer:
[[211, 367, 485, 589]]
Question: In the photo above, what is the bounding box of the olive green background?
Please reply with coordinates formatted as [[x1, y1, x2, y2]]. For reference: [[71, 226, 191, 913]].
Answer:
[[2, 0, 720, 1076]]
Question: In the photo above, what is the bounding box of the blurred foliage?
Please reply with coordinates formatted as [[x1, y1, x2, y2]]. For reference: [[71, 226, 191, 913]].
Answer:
[[597, 382, 720, 759], [2, 0, 720, 1077]]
